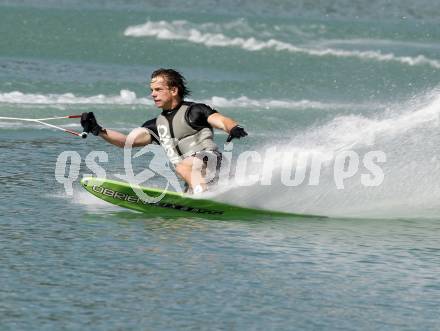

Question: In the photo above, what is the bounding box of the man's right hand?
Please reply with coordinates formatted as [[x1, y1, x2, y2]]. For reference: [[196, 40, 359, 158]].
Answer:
[[80, 112, 103, 136]]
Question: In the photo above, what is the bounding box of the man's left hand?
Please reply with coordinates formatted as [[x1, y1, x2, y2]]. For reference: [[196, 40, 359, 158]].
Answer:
[[226, 125, 248, 142]]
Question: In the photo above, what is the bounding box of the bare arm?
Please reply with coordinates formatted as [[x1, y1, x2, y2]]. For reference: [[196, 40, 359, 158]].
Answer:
[[81, 112, 154, 148], [99, 128, 152, 148], [207, 113, 238, 133]]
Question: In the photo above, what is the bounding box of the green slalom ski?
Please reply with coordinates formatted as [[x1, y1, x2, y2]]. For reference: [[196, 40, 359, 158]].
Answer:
[[81, 177, 319, 219]]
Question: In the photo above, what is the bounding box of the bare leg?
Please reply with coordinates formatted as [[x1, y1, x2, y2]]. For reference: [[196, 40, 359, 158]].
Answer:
[[175, 156, 207, 192]]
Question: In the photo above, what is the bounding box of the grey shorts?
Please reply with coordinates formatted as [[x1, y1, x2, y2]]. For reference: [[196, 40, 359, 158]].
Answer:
[[192, 149, 223, 185]]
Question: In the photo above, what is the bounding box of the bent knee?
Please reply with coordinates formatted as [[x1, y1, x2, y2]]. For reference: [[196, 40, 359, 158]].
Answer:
[[175, 162, 190, 176]]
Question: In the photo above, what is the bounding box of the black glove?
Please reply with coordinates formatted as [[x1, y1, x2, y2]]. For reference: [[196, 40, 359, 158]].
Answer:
[[80, 112, 103, 136], [226, 125, 248, 143]]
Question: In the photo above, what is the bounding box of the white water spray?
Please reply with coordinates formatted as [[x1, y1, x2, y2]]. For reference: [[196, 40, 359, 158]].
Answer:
[[213, 89, 440, 218]]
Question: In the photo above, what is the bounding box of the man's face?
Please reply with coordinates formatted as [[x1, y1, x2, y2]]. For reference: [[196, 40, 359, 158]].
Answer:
[[150, 76, 178, 110]]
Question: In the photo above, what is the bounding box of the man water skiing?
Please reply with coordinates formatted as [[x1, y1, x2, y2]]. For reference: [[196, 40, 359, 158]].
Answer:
[[80, 68, 247, 193]]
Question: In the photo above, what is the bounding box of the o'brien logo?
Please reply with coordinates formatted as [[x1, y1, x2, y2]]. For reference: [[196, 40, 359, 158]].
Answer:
[[157, 124, 180, 164], [91, 185, 223, 215], [92, 185, 141, 202]]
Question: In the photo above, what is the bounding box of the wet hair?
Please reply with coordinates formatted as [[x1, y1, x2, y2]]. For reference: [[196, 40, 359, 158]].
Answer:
[[151, 68, 191, 98]]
